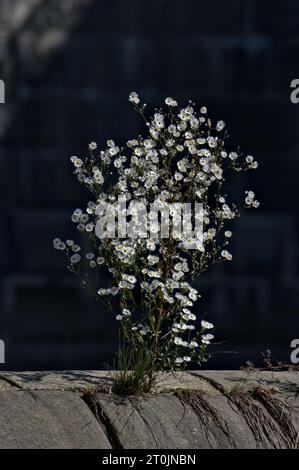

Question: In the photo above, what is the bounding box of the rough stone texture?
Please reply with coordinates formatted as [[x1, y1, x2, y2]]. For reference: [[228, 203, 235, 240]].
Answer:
[[153, 371, 217, 393], [0, 370, 216, 392], [0, 378, 11, 390], [0, 370, 111, 391], [98, 394, 199, 449], [0, 371, 297, 449], [0, 389, 111, 449], [192, 370, 299, 394], [96, 392, 257, 449]]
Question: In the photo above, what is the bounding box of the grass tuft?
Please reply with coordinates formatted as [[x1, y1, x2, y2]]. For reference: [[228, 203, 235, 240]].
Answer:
[[110, 344, 158, 396]]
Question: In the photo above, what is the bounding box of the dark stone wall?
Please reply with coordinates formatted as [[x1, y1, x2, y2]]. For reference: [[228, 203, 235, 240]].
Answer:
[[0, 0, 298, 370]]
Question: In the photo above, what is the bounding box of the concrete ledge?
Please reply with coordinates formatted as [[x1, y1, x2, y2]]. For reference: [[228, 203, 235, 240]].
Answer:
[[0, 371, 298, 449]]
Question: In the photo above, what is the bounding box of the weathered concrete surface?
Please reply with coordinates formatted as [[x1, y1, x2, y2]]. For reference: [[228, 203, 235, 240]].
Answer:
[[0, 370, 111, 391], [0, 390, 111, 449], [0, 370, 212, 392], [191, 370, 299, 395], [0, 379, 11, 391], [95, 392, 257, 449], [0, 371, 298, 449]]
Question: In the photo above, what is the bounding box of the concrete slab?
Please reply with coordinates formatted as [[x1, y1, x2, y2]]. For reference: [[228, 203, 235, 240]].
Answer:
[[0, 370, 111, 391], [192, 370, 299, 395], [0, 390, 111, 449], [0, 371, 297, 449], [154, 372, 218, 394], [96, 392, 258, 449]]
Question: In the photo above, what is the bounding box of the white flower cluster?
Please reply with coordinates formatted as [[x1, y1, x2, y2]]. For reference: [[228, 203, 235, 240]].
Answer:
[[54, 92, 259, 370], [245, 190, 260, 208]]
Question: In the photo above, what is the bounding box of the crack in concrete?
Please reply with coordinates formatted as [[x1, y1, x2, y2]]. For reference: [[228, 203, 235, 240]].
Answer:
[[193, 372, 299, 449], [176, 389, 236, 448], [0, 374, 25, 390], [188, 372, 226, 394], [82, 393, 123, 449]]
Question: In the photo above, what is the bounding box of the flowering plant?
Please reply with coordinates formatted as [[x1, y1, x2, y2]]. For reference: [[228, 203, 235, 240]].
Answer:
[[54, 92, 258, 392]]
